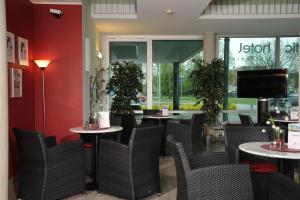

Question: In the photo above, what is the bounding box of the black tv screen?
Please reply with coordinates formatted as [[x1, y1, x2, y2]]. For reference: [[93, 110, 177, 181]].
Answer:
[[237, 69, 288, 98]]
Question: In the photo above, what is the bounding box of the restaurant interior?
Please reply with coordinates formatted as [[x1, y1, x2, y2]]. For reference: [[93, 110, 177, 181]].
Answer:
[[2, 0, 300, 199]]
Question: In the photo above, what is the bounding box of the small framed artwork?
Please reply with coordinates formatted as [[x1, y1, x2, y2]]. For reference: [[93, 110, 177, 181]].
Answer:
[[7, 32, 15, 63], [18, 37, 29, 66], [11, 68, 22, 98]]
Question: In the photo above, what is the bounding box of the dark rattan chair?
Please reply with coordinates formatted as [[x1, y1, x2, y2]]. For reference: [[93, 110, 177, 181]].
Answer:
[[268, 172, 300, 200], [165, 113, 205, 156], [224, 125, 276, 200], [120, 113, 138, 144], [98, 125, 164, 200], [239, 114, 255, 126], [167, 135, 253, 200], [13, 128, 85, 200]]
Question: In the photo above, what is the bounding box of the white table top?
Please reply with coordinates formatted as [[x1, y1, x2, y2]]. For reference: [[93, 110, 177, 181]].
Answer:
[[239, 142, 300, 160], [143, 115, 173, 119], [70, 126, 123, 134]]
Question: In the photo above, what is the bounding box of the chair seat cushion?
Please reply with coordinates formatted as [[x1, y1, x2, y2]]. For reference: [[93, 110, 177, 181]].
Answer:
[[83, 143, 94, 148], [241, 160, 277, 173], [61, 134, 94, 148]]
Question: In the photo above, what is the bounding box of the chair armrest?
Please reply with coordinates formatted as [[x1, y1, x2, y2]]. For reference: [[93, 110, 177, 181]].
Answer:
[[47, 141, 84, 165], [268, 172, 300, 200], [44, 135, 57, 148], [98, 140, 130, 176], [166, 121, 192, 155], [225, 146, 239, 164], [190, 164, 253, 199], [99, 139, 129, 154], [166, 121, 190, 138], [188, 152, 229, 169]]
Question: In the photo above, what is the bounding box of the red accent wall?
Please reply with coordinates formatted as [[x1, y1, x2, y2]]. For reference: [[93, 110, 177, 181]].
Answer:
[[33, 4, 83, 143], [6, 0, 35, 178], [6, 1, 83, 178]]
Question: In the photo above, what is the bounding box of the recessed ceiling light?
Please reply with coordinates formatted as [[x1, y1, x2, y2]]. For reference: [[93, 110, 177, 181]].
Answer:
[[165, 9, 174, 15]]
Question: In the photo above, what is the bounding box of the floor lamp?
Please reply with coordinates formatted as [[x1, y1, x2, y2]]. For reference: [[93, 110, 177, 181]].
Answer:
[[34, 60, 51, 136]]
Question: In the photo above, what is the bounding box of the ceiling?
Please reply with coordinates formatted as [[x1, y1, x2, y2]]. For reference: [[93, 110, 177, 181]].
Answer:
[[31, 0, 300, 36], [92, 0, 300, 36]]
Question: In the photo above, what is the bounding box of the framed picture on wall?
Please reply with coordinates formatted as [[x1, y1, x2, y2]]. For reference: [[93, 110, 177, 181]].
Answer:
[[18, 37, 28, 66], [7, 32, 15, 63], [11, 68, 22, 98]]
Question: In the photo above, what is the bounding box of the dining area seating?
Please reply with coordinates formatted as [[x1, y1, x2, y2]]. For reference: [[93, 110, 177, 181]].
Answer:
[[165, 113, 205, 156], [167, 135, 254, 200], [13, 128, 85, 200], [98, 125, 164, 199]]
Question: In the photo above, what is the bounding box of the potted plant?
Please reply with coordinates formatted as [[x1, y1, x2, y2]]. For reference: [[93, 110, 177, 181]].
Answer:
[[106, 61, 144, 144], [106, 61, 144, 115], [191, 58, 225, 145]]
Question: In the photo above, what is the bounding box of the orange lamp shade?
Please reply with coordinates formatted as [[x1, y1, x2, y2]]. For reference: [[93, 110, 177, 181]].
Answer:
[[34, 60, 51, 69]]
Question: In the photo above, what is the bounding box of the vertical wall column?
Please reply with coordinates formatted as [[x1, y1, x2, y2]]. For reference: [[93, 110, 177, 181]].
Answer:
[[298, 30, 300, 122], [223, 37, 230, 121], [173, 62, 180, 110], [203, 32, 216, 64], [0, 0, 9, 199]]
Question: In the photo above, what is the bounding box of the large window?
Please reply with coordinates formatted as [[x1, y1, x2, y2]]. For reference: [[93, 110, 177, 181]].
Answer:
[[219, 37, 299, 122], [109, 41, 147, 108], [279, 37, 299, 109], [152, 40, 203, 110], [106, 37, 203, 111]]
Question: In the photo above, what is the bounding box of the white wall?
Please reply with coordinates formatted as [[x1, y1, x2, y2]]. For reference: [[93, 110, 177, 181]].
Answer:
[[0, 0, 9, 199]]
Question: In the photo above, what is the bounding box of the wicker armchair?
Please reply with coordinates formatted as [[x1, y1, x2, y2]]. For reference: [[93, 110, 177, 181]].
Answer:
[[239, 114, 255, 126], [98, 125, 164, 200], [165, 113, 205, 156], [120, 113, 138, 144], [268, 172, 300, 200], [13, 128, 85, 200], [224, 125, 276, 200], [167, 135, 253, 200]]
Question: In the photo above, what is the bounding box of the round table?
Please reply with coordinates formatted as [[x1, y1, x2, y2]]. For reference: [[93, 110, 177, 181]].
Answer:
[[70, 126, 123, 190], [239, 142, 300, 178], [239, 142, 300, 160]]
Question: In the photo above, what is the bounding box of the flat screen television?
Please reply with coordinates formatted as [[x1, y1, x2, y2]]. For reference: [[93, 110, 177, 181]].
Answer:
[[237, 69, 288, 98]]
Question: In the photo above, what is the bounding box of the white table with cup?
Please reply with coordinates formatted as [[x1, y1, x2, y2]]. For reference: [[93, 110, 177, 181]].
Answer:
[[70, 111, 123, 190]]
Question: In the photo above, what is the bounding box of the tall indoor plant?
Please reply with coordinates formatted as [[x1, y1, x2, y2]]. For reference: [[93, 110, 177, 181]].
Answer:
[[106, 61, 144, 115], [191, 58, 225, 141]]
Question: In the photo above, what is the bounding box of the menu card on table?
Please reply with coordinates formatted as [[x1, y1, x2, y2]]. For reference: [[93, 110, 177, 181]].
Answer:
[[288, 123, 300, 149]]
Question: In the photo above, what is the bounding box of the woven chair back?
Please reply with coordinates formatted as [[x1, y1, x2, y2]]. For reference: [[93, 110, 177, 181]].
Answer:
[[129, 125, 164, 156], [239, 114, 255, 126], [224, 125, 270, 148]]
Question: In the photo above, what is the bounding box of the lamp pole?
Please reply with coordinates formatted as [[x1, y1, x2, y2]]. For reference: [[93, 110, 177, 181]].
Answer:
[[34, 60, 51, 136], [41, 68, 46, 135]]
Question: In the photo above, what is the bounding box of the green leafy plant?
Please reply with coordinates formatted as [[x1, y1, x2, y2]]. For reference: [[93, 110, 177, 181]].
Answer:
[[106, 61, 144, 115], [191, 58, 225, 126]]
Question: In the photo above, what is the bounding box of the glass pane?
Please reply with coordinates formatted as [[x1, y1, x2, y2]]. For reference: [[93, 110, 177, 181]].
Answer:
[[279, 37, 299, 109], [152, 40, 203, 110], [220, 37, 276, 122], [109, 42, 147, 109]]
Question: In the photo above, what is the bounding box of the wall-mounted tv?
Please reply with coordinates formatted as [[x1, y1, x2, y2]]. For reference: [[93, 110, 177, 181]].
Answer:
[[237, 69, 288, 98]]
